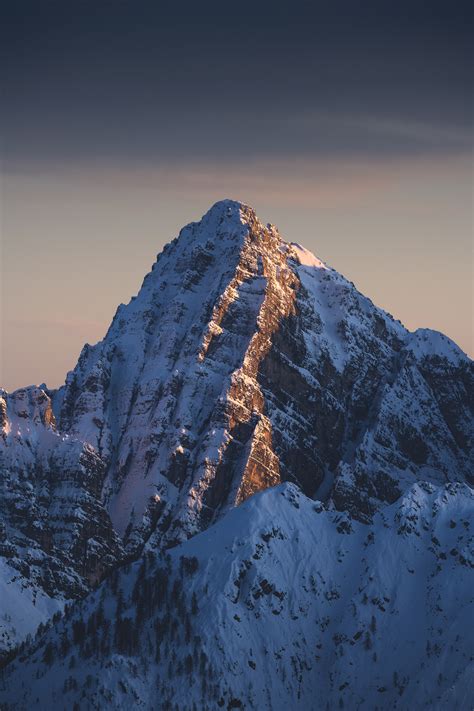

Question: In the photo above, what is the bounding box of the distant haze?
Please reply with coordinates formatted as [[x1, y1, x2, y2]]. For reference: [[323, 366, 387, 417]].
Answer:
[[1, 0, 472, 390]]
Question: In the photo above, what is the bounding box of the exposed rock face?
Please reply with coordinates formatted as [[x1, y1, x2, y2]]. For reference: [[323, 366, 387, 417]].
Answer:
[[0, 387, 124, 658], [52, 199, 472, 547], [1, 199, 472, 658], [260, 258, 474, 522], [52, 203, 300, 548]]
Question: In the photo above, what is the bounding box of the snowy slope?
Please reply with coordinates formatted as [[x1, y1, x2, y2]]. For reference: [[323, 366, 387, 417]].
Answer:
[[0, 558, 63, 662], [1, 483, 472, 710]]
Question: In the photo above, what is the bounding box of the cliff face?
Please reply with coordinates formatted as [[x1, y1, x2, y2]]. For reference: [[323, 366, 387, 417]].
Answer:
[[1, 199, 472, 658], [54, 199, 472, 548], [51, 202, 299, 549], [0, 387, 124, 658], [260, 254, 473, 521]]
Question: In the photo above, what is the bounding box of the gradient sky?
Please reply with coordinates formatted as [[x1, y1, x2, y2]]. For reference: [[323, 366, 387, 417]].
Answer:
[[1, 0, 473, 391]]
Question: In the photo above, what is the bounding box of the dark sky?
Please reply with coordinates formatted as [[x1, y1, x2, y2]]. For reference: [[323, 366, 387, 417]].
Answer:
[[2, 0, 472, 167]]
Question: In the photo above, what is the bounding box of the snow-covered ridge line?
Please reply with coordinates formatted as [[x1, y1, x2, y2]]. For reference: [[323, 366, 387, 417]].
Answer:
[[289, 241, 328, 269], [1, 482, 473, 709]]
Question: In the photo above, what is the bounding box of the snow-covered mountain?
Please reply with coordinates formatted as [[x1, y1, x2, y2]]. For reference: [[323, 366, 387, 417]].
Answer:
[[2, 482, 473, 709], [0, 199, 472, 706], [52, 200, 473, 549]]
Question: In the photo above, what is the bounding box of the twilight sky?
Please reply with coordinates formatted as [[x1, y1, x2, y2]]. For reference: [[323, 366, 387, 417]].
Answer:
[[1, 0, 472, 390]]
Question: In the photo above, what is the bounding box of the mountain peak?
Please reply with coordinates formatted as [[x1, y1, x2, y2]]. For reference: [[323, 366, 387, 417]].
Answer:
[[204, 198, 254, 220], [50, 199, 472, 550], [195, 199, 263, 243]]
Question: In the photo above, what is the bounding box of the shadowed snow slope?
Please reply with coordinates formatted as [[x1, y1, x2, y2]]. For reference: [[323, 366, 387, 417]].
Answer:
[[1, 483, 473, 710]]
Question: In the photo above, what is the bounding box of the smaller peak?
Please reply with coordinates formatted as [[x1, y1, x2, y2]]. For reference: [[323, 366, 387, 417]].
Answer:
[[408, 329, 468, 365]]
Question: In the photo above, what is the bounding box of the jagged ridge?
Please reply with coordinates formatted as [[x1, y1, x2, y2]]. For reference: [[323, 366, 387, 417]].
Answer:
[[1, 483, 473, 709]]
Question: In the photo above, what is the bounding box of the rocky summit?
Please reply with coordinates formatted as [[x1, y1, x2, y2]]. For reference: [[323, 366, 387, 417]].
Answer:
[[0, 200, 473, 708]]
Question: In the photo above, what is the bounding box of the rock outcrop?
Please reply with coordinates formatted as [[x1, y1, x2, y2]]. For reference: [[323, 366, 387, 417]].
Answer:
[[0, 387, 124, 659]]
